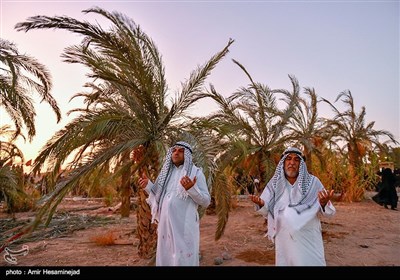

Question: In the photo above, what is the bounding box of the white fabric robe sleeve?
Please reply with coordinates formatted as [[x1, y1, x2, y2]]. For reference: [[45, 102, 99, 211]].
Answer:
[[320, 200, 335, 216], [143, 180, 160, 223], [256, 184, 272, 217], [256, 204, 269, 217], [144, 180, 154, 195], [186, 168, 211, 208]]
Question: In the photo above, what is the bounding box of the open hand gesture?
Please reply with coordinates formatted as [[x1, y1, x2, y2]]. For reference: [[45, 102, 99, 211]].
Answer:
[[318, 189, 334, 208], [180, 176, 196, 190], [249, 195, 265, 207], [138, 172, 149, 189]]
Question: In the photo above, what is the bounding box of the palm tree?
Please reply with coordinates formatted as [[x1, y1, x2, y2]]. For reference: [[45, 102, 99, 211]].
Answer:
[[0, 40, 59, 216], [322, 90, 398, 175], [0, 125, 24, 164], [0, 125, 25, 212], [194, 62, 299, 238], [15, 7, 233, 258], [0, 38, 61, 140], [285, 86, 336, 173], [205, 62, 299, 182]]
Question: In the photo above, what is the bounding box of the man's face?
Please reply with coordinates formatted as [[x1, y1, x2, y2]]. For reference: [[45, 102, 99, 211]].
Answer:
[[284, 153, 301, 180], [171, 147, 185, 166]]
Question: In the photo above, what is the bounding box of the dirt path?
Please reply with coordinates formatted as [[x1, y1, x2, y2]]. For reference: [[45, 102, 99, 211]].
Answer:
[[1, 193, 399, 267]]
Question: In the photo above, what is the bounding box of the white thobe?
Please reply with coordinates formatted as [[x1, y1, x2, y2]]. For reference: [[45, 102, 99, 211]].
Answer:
[[145, 164, 211, 266], [258, 176, 336, 266]]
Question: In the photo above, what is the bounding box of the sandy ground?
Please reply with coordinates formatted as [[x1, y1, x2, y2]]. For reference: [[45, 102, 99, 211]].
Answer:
[[1, 192, 399, 268]]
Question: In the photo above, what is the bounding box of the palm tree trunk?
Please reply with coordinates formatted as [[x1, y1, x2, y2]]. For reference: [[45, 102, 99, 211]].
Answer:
[[136, 188, 157, 259], [135, 146, 158, 259], [348, 142, 360, 176], [120, 152, 132, 217], [303, 146, 313, 173]]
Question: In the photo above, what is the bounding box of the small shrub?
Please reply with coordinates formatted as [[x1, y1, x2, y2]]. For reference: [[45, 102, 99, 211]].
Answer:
[[89, 231, 116, 246]]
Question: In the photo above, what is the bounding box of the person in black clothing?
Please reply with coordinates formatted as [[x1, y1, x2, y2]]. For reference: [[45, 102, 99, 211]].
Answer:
[[373, 168, 398, 210]]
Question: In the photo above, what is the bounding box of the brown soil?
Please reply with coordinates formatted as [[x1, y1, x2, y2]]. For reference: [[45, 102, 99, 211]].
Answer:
[[1, 192, 399, 267]]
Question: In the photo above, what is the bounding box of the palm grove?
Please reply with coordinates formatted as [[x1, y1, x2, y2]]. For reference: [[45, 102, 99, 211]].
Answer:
[[1, 7, 398, 258]]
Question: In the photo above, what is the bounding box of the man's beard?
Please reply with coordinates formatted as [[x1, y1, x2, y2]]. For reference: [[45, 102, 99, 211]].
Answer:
[[285, 169, 298, 179]]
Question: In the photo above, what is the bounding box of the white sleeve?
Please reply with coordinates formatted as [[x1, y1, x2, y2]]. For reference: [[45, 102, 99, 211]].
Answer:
[[186, 168, 211, 208], [144, 180, 154, 195], [320, 200, 336, 217], [255, 182, 272, 218], [314, 177, 336, 217], [256, 205, 269, 217]]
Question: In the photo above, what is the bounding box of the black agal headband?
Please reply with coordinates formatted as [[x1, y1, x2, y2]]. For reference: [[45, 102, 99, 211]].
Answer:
[[175, 142, 193, 154], [281, 149, 306, 161]]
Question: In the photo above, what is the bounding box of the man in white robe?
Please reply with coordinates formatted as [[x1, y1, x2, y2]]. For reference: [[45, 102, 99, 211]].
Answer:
[[139, 141, 210, 266], [250, 147, 336, 266]]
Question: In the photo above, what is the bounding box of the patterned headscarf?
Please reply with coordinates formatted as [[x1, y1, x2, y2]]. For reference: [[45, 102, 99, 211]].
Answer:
[[149, 141, 194, 220], [265, 147, 318, 217]]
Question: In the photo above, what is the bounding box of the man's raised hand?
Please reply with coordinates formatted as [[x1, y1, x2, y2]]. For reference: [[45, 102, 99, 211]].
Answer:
[[138, 172, 149, 189]]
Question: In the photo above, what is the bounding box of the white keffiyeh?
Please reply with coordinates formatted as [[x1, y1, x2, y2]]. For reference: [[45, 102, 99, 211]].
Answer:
[[148, 141, 194, 223], [264, 147, 319, 218]]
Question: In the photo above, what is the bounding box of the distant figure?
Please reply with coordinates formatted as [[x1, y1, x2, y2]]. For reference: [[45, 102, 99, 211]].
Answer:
[[253, 177, 261, 195], [138, 141, 210, 266], [372, 168, 398, 210], [249, 147, 336, 266], [246, 176, 259, 195]]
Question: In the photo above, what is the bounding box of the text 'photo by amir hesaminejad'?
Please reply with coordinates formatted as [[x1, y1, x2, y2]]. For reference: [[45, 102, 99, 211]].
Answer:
[[4, 268, 81, 276]]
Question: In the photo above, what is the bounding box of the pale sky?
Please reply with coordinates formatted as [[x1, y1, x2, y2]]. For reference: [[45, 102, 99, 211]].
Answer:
[[1, 0, 399, 162]]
